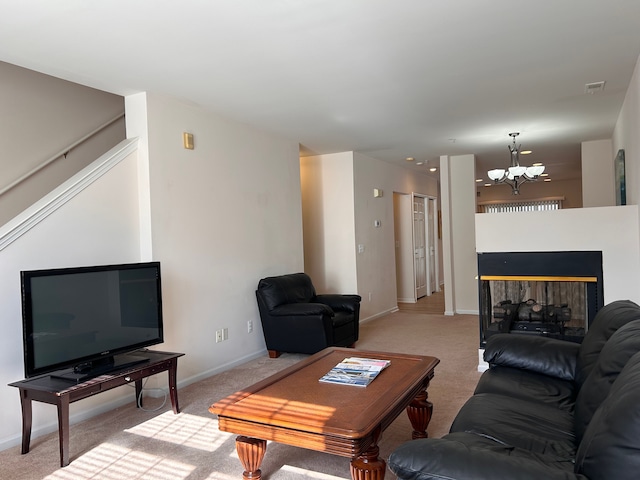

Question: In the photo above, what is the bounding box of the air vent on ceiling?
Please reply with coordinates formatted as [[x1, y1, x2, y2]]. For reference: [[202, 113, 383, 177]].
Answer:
[[585, 81, 606, 94]]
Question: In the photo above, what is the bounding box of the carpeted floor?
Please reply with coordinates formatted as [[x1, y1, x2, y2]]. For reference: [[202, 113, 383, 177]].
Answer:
[[0, 310, 481, 480]]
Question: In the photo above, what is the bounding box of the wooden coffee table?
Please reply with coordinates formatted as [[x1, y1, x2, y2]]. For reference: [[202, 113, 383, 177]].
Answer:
[[209, 347, 439, 480]]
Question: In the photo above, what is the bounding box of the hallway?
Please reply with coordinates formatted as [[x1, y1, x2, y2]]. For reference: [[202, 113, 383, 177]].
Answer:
[[398, 288, 445, 314]]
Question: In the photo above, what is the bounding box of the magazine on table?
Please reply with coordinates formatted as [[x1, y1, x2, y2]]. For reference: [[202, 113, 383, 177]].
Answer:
[[319, 357, 391, 387]]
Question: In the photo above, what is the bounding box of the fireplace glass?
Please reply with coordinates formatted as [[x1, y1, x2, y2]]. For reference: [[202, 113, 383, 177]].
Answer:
[[477, 251, 603, 348], [480, 276, 594, 346]]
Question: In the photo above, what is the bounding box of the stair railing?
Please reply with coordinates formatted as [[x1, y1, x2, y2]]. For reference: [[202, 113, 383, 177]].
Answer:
[[0, 112, 125, 198]]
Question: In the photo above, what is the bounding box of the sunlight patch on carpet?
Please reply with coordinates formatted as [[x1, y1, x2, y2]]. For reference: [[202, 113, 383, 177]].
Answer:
[[204, 471, 243, 480], [44, 443, 195, 479], [280, 464, 349, 480], [125, 412, 232, 452]]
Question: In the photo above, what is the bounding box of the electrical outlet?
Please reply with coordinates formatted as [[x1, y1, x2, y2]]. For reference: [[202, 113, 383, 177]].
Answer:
[[215, 329, 223, 343], [222, 328, 229, 341], [247, 320, 253, 333]]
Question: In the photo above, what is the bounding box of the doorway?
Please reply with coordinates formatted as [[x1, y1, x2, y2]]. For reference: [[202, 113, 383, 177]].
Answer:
[[414, 195, 438, 299], [394, 193, 439, 304]]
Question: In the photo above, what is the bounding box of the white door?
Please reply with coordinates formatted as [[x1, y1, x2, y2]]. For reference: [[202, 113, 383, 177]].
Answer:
[[414, 197, 427, 299], [426, 198, 437, 295]]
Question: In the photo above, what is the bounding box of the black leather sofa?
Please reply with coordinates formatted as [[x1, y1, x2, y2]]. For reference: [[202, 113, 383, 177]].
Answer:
[[255, 273, 361, 358], [389, 300, 640, 480]]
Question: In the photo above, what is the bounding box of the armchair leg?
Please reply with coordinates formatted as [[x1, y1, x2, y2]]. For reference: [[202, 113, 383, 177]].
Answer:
[[268, 350, 282, 358]]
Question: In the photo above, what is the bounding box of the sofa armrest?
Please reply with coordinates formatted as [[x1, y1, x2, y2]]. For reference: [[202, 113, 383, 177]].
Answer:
[[269, 303, 334, 317], [388, 437, 585, 480], [315, 294, 361, 313], [484, 334, 579, 381]]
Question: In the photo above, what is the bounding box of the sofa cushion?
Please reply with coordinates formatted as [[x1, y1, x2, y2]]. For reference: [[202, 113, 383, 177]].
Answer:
[[573, 319, 640, 441], [474, 365, 575, 410], [575, 299, 640, 388], [483, 334, 579, 381], [574, 352, 640, 480], [388, 432, 577, 480], [450, 393, 576, 459]]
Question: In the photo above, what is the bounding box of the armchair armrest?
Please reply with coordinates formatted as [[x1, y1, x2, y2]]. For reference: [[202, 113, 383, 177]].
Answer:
[[388, 436, 584, 480], [269, 303, 334, 317], [315, 294, 361, 313], [484, 334, 579, 381]]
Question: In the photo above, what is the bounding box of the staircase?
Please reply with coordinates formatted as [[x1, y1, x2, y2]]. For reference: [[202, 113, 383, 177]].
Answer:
[[0, 114, 126, 227]]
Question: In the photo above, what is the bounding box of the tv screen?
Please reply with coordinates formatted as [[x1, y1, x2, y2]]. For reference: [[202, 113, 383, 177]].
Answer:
[[21, 261, 164, 379]]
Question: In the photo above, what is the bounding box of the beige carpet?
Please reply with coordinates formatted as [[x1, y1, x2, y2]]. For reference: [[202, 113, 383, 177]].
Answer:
[[0, 311, 481, 480]]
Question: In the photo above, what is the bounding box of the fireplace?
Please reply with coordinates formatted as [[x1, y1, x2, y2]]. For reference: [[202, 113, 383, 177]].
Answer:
[[477, 251, 604, 348]]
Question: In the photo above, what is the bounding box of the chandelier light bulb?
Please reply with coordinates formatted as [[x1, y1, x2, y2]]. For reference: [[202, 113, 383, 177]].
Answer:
[[488, 169, 505, 181], [508, 166, 527, 177]]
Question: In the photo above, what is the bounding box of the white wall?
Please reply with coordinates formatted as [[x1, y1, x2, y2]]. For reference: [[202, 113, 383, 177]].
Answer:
[[353, 152, 438, 319], [393, 193, 414, 302], [300, 151, 437, 320], [475, 206, 640, 305], [0, 145, 142, 450], [135, 93, 304, 383], [613, 53, 640, 210], [441, 154, 478, 314], [0, 92, 305, 451], [582, 139, 615, 207], [300, 153, 357, 294]]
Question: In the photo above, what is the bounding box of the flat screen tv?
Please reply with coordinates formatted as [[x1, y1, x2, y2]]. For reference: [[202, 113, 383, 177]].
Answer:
[[21, 261, 164, 381]]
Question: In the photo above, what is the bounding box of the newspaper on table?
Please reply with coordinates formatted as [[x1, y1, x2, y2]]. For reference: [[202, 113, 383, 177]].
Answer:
[[319, 357, 391, 387]]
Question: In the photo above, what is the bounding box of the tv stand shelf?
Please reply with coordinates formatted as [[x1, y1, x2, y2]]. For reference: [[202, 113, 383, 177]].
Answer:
[[8, 350, 184, 467]]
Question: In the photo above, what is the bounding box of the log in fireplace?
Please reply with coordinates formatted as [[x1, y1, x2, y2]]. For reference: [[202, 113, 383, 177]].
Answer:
[[477, 251, 604, 348]]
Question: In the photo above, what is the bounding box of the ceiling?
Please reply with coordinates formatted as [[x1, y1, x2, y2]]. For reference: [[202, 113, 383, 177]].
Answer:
[[1, 1, 639, 184]]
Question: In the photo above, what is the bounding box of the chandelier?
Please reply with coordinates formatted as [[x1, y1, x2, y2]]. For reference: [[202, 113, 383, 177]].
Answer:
[[487, 133, 545, 194]]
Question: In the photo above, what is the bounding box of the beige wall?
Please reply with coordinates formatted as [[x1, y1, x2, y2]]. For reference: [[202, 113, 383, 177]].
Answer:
[[0, 61, 125, 225]]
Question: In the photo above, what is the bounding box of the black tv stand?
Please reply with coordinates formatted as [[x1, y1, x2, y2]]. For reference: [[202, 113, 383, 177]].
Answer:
[[8, 350, 184, 467], [52, 353, 150, 383]]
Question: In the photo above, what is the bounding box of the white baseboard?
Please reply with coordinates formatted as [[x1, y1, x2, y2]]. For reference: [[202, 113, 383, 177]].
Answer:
[[360, 307, 399, 323], [397, 297, 415, 303]]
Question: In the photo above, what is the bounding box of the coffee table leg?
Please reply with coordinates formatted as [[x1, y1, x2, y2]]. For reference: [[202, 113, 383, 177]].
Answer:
[[406, 381, 433, 439], [235, 436, 267, 480], [350, 444, 386, 480], [350, 426, 386, 480]]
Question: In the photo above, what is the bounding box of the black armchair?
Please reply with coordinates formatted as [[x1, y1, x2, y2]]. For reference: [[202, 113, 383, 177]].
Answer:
[[255, 273, 361, 358]]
